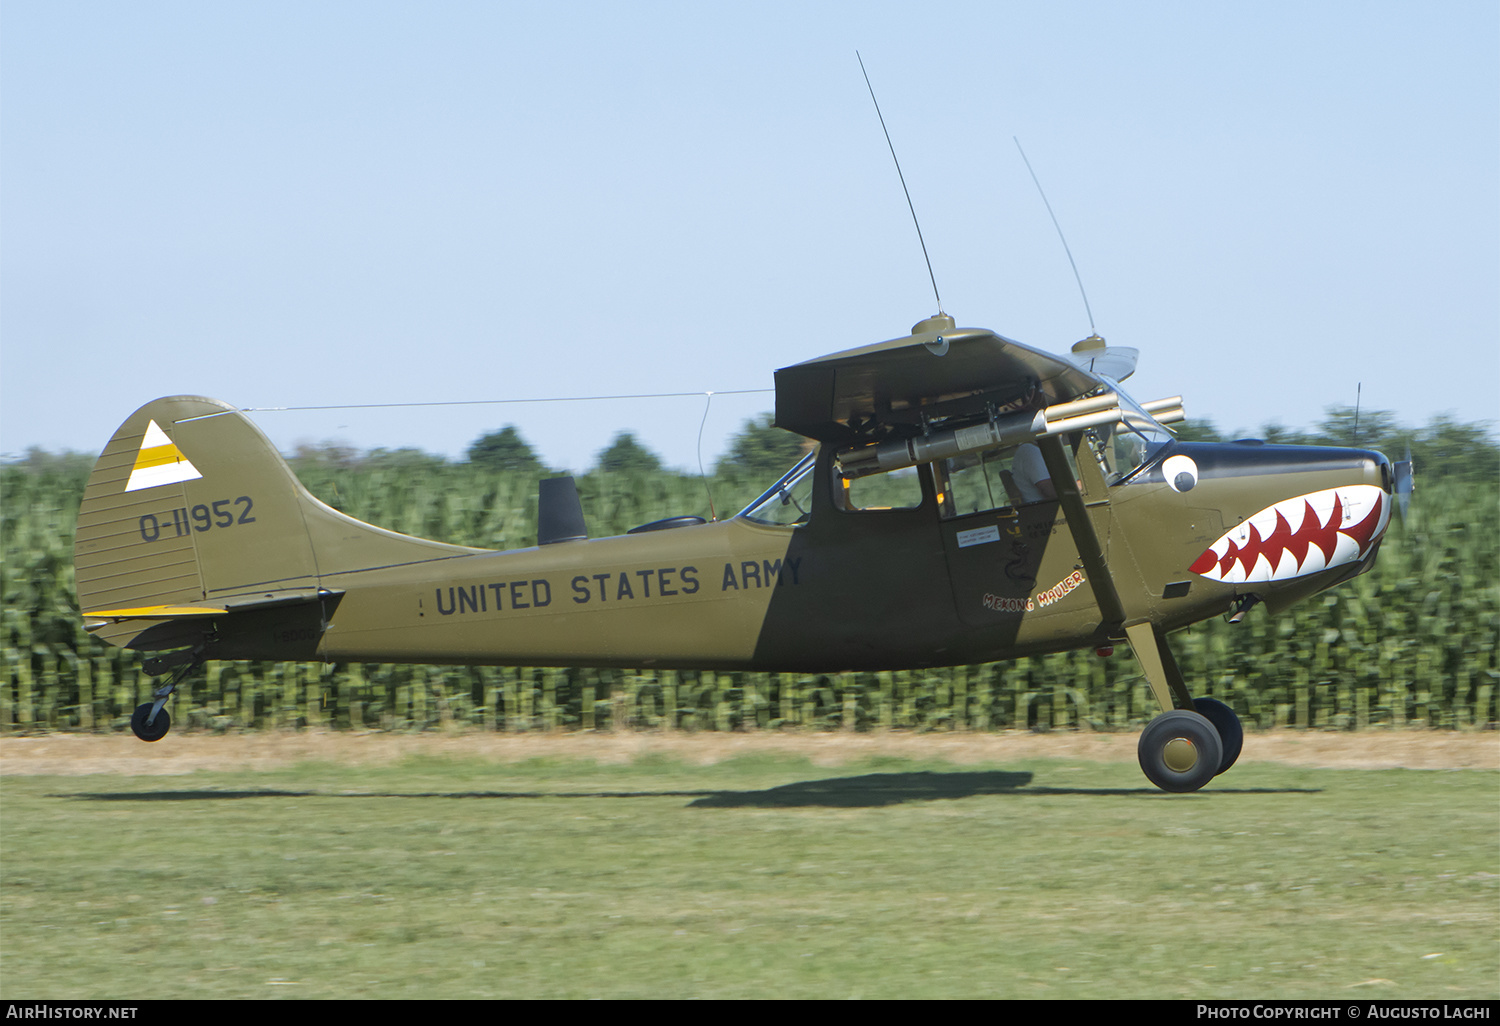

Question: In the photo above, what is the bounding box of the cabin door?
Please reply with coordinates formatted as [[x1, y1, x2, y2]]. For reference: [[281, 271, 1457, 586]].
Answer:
[[934, 448, 1088, 630]]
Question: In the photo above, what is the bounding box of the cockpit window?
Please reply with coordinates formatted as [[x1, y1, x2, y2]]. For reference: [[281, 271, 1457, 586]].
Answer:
[[738, 451, 817, 525]]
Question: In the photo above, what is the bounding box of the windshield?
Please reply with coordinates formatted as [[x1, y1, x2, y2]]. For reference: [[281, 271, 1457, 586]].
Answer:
[[1105, 421, 1173, 483], [1092, 376, 1174, 483], [738, 451, 817, 525]]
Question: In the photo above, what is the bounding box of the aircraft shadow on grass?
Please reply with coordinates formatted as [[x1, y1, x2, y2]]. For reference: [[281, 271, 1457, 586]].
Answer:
[[60, 771, 1318, 809], [688, 774, 1321, 806]]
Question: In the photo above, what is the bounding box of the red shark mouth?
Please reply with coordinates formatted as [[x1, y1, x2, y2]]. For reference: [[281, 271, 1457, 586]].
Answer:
[[1190, 485, 1388, 584]]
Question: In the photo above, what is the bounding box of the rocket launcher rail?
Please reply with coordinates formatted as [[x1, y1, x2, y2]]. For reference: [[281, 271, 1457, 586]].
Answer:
[[836, 394, 1184, 478]]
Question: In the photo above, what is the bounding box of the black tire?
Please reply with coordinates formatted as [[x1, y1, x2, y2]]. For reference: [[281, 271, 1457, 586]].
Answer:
[[130, 702, 171, 742], [1137, 709, 1223, 793], [1193, 697, 1243, 775]]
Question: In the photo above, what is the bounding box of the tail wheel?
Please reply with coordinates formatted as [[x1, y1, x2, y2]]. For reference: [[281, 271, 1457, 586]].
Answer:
[[130, 703, 171, 742], [1193, 697, 1243, 775], [1138, 709, 1223, 793]]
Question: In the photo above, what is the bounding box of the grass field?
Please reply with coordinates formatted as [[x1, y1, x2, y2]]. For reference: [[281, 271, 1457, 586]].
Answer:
[[1, 736, 1496, 999]]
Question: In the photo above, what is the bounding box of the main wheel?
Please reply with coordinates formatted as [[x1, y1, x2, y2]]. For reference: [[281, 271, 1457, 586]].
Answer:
[[1193, 697, 1243, 775], [130, 703, 171, 742], [1138, 709, 1223, 792]]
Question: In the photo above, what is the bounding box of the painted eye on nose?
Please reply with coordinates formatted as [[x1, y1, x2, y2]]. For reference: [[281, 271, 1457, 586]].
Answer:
[[1162, 454, 1199, 493]]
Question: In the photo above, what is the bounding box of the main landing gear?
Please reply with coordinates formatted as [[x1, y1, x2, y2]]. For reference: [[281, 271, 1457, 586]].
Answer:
[[1125, 623, 1245, 793], [1136, 700, 1244, 793], [129, 647, 205, 742]]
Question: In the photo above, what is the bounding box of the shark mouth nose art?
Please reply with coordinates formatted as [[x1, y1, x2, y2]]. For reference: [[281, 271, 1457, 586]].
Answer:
[[1190, 485, 1389, 584]]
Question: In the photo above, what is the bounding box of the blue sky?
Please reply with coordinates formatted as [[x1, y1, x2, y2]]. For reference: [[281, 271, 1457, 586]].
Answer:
[[3, 1, 1495, 473]]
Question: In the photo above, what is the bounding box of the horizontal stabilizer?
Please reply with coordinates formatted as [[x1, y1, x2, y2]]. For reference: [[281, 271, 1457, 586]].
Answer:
[[83, 587, 340, 626], [84, 604, 228, 621]]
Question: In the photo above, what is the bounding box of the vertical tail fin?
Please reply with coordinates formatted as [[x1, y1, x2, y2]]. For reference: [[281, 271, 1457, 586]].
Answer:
[[74, 396, 479, 652]]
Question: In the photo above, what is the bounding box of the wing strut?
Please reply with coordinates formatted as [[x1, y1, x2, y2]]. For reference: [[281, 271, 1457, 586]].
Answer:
[[1035, 434, 1125, 627], [1037, 432, 1196, 717]]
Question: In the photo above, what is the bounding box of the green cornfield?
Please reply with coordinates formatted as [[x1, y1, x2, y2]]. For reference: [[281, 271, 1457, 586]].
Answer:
[[2, 453, 1495, 735]]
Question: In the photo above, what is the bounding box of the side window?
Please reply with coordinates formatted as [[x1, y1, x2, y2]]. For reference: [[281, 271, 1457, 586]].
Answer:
[[834, 465, 925, 512], [938, 443, 1058, 518]]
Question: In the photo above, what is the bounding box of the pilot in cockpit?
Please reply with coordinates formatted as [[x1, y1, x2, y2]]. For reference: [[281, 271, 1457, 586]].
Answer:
[[938, 384, 1058, 515], [1009, 442, 1056, 503], [1004, 385, 1055, 503]]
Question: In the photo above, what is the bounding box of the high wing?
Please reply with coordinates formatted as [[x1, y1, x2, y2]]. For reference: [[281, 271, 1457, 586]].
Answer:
[[773, 314, 1139, 445]]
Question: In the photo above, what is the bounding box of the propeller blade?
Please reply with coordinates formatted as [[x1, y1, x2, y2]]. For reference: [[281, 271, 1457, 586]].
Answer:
[[1392, 446, 1414, 520]]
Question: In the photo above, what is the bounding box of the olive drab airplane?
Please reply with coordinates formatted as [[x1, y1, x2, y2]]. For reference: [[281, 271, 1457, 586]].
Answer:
[[73, 313, 1412, 792]]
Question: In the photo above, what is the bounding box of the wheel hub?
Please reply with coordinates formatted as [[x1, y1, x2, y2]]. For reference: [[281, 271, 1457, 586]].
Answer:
[[1162, 736, 1199, 772]]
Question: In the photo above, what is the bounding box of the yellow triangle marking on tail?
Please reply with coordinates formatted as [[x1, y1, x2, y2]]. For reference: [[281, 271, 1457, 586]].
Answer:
[[125, 419, 203, 492]]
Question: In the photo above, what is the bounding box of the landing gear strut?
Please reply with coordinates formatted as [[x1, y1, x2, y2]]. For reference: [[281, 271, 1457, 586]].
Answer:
[[129, 647, 205, 742]]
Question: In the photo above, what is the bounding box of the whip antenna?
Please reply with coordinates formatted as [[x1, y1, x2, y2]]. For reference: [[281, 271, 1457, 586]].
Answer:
[[857, 51, 943, 314], [1014, 137, 1095, 335]]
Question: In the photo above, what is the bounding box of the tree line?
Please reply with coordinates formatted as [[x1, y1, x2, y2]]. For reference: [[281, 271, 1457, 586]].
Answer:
[[274, 411, 808, 483], [18, 406, 1482, 486]]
